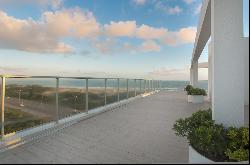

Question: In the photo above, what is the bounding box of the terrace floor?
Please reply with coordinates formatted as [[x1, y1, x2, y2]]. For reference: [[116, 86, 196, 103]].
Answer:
[[0, 91, 248, 163]]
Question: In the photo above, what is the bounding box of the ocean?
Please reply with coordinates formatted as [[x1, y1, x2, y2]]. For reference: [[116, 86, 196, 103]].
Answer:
[[5, 78, 208, 91]]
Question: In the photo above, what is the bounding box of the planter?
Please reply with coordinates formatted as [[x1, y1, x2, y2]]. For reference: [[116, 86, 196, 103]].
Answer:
[[189, 146, 214, 163], [187, 95, 204, 103], [189, 145, 249, 164], [187, 95, 192, 103], [191, 95, 204, 103]]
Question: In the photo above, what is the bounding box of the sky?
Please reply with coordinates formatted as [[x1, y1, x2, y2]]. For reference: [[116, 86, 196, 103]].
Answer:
[[0, 0, 249, 80]]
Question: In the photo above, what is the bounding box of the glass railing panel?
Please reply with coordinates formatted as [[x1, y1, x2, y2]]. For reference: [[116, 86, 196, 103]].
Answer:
[[4, 78, 55, 135], [88, 79, 105, 110], [58, 78, 85, 119], [106, 79, 118, 105], [128, 79, 135, 98], [0, 79, 2, 138], [119, 79, 127, 101]]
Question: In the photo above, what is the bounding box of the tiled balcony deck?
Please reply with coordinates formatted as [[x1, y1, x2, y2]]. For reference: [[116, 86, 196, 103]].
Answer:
[[0, 91, 247, 164]]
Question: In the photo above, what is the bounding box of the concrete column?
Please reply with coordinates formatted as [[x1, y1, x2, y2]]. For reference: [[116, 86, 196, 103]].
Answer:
[[190, 68, 193, 85], [208, 42, 212, 102], [244, 38, 249, 106], [192, 60, 198, 87], [211, 0, 244, 127]]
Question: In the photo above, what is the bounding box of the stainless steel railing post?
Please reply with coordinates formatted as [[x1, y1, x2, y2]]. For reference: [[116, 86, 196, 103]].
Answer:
[[104, 78, 107, 105], [55, 78, 59, 123], [126, 79, 129, 99], [1, 77, 6, 138], [85, 78, 88, 113], [148, 80, 150, 92], [117, 78, 120, 101], [134, 79, 136, 96], [139, 80, 142, 94], [151, 80, 152, 91], [144, 80, 146, 93]]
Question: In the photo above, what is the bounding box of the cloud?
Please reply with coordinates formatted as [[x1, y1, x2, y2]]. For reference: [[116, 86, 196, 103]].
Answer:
[[132, 0, 146, 5], [148, 67, 190, 80], [0, 9, 100, 54], [155, 2, 183, 15], [139, 40, 161, 52], [92, 39, 161, 54], [0, 7, 196, 55], [136, 24, 167, 40], [0, 66, 28, 75], [104, 20, 196, 46], [194, 3, 202, 15], [161, 27, 197, 46], [147, 66, 208, 80], [183, 0, 195, 4], [168, 6, 183, 15], [0, 0, 63, 10], [91, 38, 117, 54], [104, 21, 136, 37]]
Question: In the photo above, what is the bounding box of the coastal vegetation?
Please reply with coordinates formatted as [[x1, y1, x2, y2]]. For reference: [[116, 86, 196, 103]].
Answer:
[[1, 84, 142, 135]]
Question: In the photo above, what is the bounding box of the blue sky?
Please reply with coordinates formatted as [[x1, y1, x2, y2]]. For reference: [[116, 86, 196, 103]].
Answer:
[[0, 0, 249, 80]]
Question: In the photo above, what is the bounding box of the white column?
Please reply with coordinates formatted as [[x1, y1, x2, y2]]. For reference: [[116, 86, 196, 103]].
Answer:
[[208, 42, 212, 102], [192, 60, 198, 87], [190, 68, 193, 85], [211, 0, 244, 127], [244, 38, 249, 106]]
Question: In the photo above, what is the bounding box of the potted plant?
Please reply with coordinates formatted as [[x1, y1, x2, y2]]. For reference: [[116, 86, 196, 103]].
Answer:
[[189, 88, 206, 103], [173, 109, 249, 163], [184, 85, 193, 103]]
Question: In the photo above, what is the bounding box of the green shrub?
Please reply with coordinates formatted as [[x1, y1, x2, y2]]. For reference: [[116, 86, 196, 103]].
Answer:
[[173, 109, 212, 138], [189, 124, 228, 161], [225, 127, 249, 161], [190, 88, 207, 96], [185, 85, 193, 93], [173, 109, 249, 162]]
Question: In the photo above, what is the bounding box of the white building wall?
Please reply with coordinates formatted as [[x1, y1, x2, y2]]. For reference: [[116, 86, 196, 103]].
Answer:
[[244, 38, 249, 106], [192, 61, 199, 87], [208, 42, 212, 102], [211, 0, 245, 127]]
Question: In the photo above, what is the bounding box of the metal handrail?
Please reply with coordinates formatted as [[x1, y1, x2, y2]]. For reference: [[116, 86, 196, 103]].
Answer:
[[0, 75, 162, 138]]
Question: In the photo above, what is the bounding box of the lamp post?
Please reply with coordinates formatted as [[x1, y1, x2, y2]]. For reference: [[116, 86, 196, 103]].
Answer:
[[18, 89, 24, 107], [74, 95, 78, 112]]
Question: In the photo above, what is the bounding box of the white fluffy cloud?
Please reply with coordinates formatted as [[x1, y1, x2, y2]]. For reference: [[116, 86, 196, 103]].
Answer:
[[155, 1, 183, 15], [148, 66, 208, 80], [136, 24, 168, 40], [161, 27, 197, 46], [0, 8, 196, 55], [0, 9, 100, 54], [139, 40, 161, 52], [132, 0, 146, 5], [104, 21, 136, 37], [104, 20, 196, 46], [194, 3, 202, 15], [183, 0, 195, 4], [168, 6, 183, 15], [0, 0, 63, 9], [92, 39, 161, 54]]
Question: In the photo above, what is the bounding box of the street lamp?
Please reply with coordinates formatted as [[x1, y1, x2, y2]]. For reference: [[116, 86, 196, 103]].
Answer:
[[74, 95, 78, 112], [18, 89, 24, 107]]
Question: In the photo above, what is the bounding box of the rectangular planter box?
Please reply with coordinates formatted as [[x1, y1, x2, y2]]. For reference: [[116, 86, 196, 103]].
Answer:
[[192, 95, 204, 103], [189, 145, 249, 164], [187, 95, 204, 103], [187, 95, 192, 102], [189, 146, 214, 163]]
